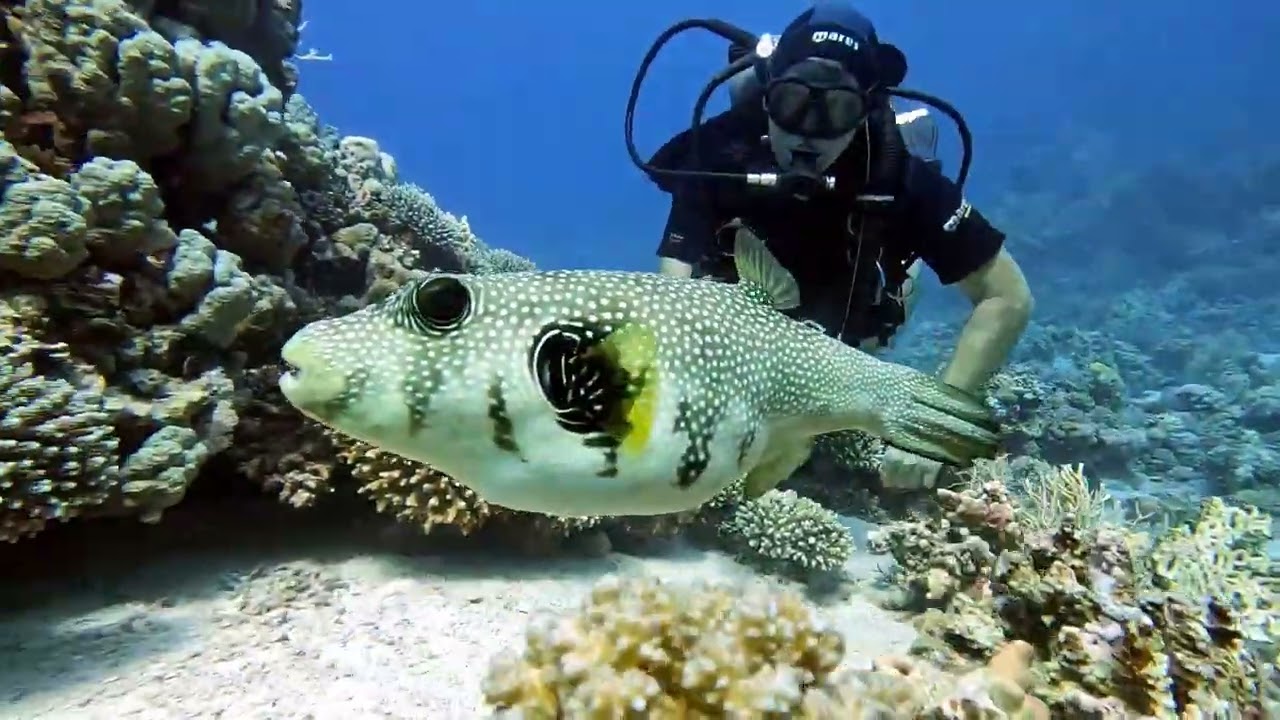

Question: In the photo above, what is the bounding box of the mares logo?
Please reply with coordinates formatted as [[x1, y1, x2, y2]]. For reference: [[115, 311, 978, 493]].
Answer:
[[811, 30, 859, 49], [943, 199, 972, 232]]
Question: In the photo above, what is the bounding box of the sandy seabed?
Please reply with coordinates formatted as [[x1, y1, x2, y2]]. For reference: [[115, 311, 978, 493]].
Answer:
[[0, 504, 916, 720]]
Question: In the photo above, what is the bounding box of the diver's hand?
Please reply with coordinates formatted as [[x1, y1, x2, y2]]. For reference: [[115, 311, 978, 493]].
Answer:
[[879, 447, 944, 491]]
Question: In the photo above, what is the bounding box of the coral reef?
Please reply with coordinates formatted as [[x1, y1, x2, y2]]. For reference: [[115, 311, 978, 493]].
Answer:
[[0, 0, 326, 542], [890, 314, 1280, 519], [3, 2, 1275, 714], [483, 573, 1049, 718], [0, 0, 554, 546], [867, 457, 1278, 716]]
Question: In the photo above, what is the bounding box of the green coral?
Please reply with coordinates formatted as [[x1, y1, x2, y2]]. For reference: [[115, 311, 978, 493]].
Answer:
[[0, 316, 118, 542], [1001, 455, 1121, 534], [1085, 360, 1126, 410], [718, 489, 855, 575]]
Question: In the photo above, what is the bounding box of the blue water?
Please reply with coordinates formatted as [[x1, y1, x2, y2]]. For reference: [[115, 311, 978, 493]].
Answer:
[[299, 0, 1278, 276]]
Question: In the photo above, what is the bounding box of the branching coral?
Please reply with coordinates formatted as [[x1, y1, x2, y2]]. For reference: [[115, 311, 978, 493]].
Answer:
[[812, 429, 884, 474], [483, 574, 1050, 718], [868, 458, 1277, 715], [326, 433, 604, 543], [797, 429, 893, 522], [336, 435, 494, 536], [997, 455, 1121, 534], [226, 365, 339, 509], [1139, 496, 1277, 645], [718, 489, 855, 576]]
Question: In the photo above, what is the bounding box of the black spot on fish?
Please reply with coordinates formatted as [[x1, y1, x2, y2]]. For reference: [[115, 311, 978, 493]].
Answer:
[[401, 368, 441, 437], [530, 321, 642, 479], [671, 398, 713, 489], [583, 434, 620, 449], [487, 377, 522, 458], [736, 427, 756, 469], [583, 433, 621, 478], [321, 368, 369, 418], [407, 406, 427, 437], [530, 321, 639, 439]]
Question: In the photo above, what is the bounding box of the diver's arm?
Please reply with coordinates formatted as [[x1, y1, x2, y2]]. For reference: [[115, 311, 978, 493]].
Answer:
[[902, 157, 1033, 393], [940, 248, 1033, 393], [658, 257, 694, 277]]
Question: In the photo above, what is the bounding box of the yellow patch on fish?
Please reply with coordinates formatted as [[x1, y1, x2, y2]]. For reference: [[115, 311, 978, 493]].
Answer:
[[589, 323, 660, 455]]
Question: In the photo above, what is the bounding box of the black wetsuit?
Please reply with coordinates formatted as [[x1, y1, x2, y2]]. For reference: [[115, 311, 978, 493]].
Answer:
[[648, 102, 1006, 347]]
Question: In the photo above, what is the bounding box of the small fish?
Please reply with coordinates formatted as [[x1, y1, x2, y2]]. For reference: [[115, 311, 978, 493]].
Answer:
[[278, 227, 999, 517]]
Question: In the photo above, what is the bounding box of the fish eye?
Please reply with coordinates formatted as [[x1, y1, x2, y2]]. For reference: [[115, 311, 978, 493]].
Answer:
[[411, 276, 472, 332]]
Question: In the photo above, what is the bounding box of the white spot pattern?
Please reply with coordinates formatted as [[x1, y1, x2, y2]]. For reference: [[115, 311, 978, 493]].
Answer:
[[276, 268, 997, 516]]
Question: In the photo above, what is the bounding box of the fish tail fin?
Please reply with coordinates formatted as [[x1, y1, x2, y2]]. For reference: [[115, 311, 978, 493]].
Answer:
[[881, 372, 1001, 467]]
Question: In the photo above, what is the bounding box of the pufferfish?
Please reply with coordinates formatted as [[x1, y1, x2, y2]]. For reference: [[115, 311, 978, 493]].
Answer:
[[277, 227, 1000, 517]]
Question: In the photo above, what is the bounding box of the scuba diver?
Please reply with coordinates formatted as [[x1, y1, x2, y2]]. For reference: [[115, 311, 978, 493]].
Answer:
[[626, 1, 1034, 491]]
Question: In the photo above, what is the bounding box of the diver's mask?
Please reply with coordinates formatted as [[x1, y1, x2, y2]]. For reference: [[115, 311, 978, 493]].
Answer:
[[763, 58, 868, 195]]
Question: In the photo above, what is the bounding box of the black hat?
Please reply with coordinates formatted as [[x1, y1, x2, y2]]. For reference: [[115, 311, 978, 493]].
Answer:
[[769, 2, 907, 88]]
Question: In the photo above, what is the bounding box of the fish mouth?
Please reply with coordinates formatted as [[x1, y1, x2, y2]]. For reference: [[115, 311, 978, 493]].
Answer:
[[277, 335, 347, 412], [278, 339, 305, 393], [279, 358, 301, 384]]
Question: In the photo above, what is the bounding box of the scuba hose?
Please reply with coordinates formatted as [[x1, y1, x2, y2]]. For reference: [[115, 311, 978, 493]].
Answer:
[[623, 19, 764, 187], [890, 88, 972, 188], [624, 17, 976, 193]]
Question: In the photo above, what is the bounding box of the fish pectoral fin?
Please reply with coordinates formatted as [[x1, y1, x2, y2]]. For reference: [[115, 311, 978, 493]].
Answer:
[[878, 369, 1002, 467], [742, 438, 814, 499], [732, 224, 801, 311], [588, 323, 661, 455]]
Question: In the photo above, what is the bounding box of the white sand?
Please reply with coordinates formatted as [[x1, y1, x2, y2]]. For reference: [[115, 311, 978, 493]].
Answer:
[[0, 521, 915, 720]]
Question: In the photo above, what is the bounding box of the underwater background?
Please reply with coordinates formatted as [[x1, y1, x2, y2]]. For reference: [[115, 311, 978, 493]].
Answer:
[[0, 0, 1278, 717]]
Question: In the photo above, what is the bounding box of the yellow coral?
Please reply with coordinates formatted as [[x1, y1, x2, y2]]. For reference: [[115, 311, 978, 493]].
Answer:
[[482, 574, 847, 717], [331, 433, 604, 541], [1143, 496, 1276, 644], [333, 434, 492, 535], [485, 575, 1053, 718]]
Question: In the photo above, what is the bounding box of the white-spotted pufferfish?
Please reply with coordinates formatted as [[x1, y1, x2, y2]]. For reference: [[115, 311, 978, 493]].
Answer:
[[278, 227, 1000, 517]]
